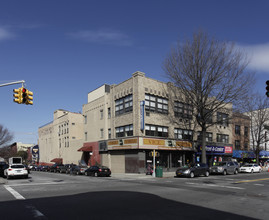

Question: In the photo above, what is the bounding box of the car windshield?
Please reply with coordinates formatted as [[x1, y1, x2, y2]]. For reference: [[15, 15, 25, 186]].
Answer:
[[11, 165, 24, 168], [243, 165, 253, 167], [101, 166, 109, 169], [214, 162, 226, 166]]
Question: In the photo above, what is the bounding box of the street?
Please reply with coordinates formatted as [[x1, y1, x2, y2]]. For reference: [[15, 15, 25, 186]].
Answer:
[[0, 171, 269, 219]]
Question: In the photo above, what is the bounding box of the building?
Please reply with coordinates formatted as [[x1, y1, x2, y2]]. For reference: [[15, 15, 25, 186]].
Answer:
[[38, 109, 84, 164], [82, 72, 234, 173]]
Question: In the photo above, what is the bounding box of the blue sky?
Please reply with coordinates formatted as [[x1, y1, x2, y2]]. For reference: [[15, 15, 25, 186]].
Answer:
[[0, 0, 268, 145]]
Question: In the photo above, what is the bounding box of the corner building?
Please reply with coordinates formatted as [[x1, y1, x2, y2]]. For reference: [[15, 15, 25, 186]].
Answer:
[[82, 72, 233, 173]]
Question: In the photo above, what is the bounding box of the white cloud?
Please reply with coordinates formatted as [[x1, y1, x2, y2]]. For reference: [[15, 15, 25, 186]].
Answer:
[[67, 28, 133, 46], [237, 43, 269, 72], [0, 27, 14, 41]]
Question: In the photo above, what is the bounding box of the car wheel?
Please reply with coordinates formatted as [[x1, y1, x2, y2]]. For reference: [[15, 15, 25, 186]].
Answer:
[[223, 170, 227, 175], [205, 171, 209, 177], [251, 169, 254, 173], [189, 172, 194, 178], [234, 169, 238, 174]]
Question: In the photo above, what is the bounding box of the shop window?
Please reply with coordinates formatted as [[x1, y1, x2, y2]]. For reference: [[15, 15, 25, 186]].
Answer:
[[145, 124, 168, 137], [145, 94, 168, 114]]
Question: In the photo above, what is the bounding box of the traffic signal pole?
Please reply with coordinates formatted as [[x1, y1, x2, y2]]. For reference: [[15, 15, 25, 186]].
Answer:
[[0, 80, 25, 88]]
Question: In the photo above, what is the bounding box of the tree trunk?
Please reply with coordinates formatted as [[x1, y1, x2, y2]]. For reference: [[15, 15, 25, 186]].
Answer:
[[201, 126, 207, 164]]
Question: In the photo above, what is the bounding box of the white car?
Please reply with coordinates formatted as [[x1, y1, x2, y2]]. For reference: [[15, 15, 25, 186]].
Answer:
[[239, 164, 261, 173], [4, 164, 28, 179]]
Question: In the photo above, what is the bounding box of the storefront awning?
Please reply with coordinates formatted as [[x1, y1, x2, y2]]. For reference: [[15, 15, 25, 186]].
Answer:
[[232, 150, 255, 159], [259, 150, 269, 158], [77, 146, 93, 152], [50, 158, 63, 164]]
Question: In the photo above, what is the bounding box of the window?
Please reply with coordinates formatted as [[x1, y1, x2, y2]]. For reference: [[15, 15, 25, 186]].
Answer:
[[217, 112, 229, 126], [84, 132, 87, 141], [197, 132, 213, 142], [108, 128, 111, 139], [145, 124, 168, 137], [235, 125, 241, 135], [244, 142, 248, 150], [244, 127, 248, 137], [217, 134, 229, 143], [115, 94, 133, 116], [84, 115, 87, 124], [235, 140, 241, 150], [67, 123, 69, 134], [116, 125, 133, 137], [174, 101, 193, 119], [100, 129, 104, 138], [59, 139, 61, 148], [100, 109, 103, 120], [145, 94, 168, 114], [174, 128, 193, 141], [67, 136, 69, 147], [108, 108, 111, 119]]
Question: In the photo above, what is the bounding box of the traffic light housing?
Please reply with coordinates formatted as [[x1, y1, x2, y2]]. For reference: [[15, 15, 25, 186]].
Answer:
[[266, 80, 269, 97], [21, 88, 33, 105], [13, 88, 22, 104]]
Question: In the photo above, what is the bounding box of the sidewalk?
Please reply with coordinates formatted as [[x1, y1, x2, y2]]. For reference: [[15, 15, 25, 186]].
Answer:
[[111, 172, 175, 179]]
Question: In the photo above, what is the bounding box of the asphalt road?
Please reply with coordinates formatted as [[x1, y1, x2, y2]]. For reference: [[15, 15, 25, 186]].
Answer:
[[0, 171, 269, 220]]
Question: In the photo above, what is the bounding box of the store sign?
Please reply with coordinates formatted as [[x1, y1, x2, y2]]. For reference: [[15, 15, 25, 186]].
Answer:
[[202, 146, 225, 153], [225, 146, 233, 154], [143, 139, 165, 146]]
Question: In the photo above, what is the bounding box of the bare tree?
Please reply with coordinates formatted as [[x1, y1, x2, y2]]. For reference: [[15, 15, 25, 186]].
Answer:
[[243, 93, 269, 164], [0, 124, 13, 148], [163, 31, 254, 164]]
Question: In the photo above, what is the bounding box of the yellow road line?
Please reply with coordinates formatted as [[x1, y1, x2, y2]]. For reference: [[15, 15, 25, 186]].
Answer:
[[235, 178, 269, 183]]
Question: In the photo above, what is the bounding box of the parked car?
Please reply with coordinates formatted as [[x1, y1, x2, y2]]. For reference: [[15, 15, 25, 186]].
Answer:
[[41, 165, 51, 172], [0, 162, 8, 177], [176, 163, 209, 178], [72, 165, 88, 175], [4, 164, 28, 179], [239, 164, 262, 173], [85, 166, 111, 177], [50, 163, 63, 173], [210, 161, 239, 175], [58, 164, 72, 173]]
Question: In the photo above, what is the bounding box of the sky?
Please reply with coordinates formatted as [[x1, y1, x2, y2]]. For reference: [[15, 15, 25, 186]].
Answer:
[[0, 0, 269, 145]]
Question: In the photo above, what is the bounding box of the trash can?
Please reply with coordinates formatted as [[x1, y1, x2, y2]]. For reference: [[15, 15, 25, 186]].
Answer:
[[155, 166, 163, 178]]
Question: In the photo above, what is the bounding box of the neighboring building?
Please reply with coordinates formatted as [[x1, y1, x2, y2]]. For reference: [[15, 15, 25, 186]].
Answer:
[[16, 142, 35, 152], [38, 109, 84, 164], [82, 71, 234, 173]]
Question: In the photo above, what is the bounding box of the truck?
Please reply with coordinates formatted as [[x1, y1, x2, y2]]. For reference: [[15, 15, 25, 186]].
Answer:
[[9, 157, 23, 165]]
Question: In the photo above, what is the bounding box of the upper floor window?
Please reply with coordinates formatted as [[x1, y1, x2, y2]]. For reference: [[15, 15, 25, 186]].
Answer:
[[84, 115, 87, 124], [108, 108, 111, 119], [116, 124, 133, 137], [174, 101, 193, 119], [115, 94, 133, 116], [108, 128, 111, 139], [235, 140, 241, 150], [100, 109, 104, 120], [235, 125, 241, 135], [145, 94, 168, 114], [244, 126, 248, 137], [145, 124, 168, 137], [217, 133, 229, 143], [197, 131, 213, 142], [174, 128, 193, 141], [217, 112, 229, 126]]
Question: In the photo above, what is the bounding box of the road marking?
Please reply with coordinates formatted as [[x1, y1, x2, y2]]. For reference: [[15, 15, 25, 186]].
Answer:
[[254, 184, 264, 186], [4, 185, 25, 200], [185, 182, 245, 190], [235, 178, 269, 183]]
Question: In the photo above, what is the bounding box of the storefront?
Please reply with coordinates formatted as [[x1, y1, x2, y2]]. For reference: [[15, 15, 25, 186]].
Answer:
[[196, 145, 233, 166], [232, 150, 255, 164]]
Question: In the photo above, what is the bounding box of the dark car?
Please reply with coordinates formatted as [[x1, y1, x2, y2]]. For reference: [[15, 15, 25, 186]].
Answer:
[[50, 163, 63, 173], [176, 163, 210, 178], [0, 162, 8, 177], [71, 165, 88, 175], [41, 165, 51, 172], [85, 166, 111, 177], [59, 164, 72, 174]]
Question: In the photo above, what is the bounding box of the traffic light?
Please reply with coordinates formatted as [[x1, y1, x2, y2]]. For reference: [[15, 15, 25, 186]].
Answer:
[[21, 88, 33, 105], [266, 80, 269, 97], [13, 88, 22, 104]]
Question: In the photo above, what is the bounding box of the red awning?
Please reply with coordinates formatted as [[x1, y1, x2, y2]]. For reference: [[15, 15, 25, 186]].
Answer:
[[77, 146, 93, 152], [50, 158, 63, 164]]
